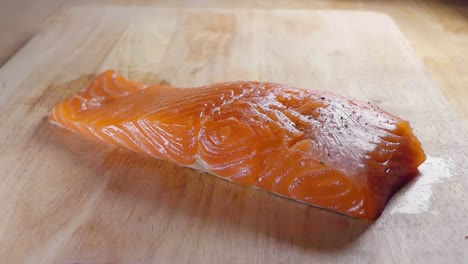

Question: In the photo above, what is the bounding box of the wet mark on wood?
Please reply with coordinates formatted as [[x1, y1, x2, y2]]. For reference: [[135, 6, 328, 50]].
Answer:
[[26, 74, 96, 113], [190, 65, 204, 75], [159, 79, 171, 86]]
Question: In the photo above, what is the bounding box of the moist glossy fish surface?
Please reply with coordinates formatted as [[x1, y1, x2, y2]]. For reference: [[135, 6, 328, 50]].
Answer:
[[49, 70, 426, 219]]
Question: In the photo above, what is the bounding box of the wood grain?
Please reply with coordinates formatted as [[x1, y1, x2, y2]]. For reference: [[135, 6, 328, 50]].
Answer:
[[1, 0, 468, 130], [0, 6, 467, 264]]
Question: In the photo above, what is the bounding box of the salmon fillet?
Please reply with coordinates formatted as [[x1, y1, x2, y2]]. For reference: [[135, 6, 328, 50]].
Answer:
[[49, 70, 426, 219]]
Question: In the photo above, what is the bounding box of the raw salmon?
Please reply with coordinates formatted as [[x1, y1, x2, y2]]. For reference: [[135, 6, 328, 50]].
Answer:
[[49, 70, 426, 219]]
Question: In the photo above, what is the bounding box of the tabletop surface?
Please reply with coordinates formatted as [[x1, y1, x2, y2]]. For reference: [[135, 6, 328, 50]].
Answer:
[[1, 0, 468, 131], [0, 6, 467, 263]]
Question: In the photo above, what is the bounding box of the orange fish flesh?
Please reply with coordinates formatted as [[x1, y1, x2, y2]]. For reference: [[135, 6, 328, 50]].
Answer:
[[49, 70, 426, 219]]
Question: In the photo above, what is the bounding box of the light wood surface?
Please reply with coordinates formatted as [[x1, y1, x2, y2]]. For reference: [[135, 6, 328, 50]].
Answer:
[[1, 0, 468, 130], [1, 7, 467, 263]]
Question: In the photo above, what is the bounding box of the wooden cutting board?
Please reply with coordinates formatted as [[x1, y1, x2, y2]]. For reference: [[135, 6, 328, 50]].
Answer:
[[0, 6, 467, 264]]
